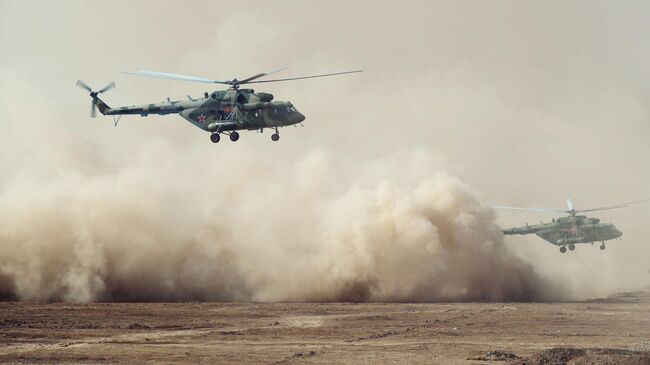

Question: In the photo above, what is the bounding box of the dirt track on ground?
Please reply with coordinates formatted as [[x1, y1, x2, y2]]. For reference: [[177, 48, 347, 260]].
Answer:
[[1, 290, 649, 364]]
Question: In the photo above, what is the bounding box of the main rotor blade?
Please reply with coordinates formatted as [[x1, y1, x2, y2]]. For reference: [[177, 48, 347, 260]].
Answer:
[[90, 100, 97, 118], [238, 67, 287, 84], [575, 199, 650, 213], [491, 205, 564, 213], [566, 198, 574, 211], [242, 70, 363, 84], [123, 70, 231, 84], [98, 81, 116, 94], [76, 79, 92, 92]]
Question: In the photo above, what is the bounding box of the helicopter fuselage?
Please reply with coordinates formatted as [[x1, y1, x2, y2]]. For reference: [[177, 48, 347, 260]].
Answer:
[[95, 88, 305, 133], [503, 215, 622, 246]]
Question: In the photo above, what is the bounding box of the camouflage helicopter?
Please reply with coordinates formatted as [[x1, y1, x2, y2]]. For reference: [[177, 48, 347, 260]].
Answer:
[[76, 68, 362, 143], [494, 198, 647, 253]]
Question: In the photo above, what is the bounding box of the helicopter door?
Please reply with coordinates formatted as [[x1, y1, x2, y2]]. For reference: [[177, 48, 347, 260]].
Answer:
[[220, 104, 237, 121]]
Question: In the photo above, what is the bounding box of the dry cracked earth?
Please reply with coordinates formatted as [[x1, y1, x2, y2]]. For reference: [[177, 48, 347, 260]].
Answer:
[[1, 290, 650, 364]]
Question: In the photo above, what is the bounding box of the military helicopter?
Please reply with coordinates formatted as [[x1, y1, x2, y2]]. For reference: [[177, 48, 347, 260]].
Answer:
[[76, 68, 362, 143], [493, 198, 648, 253]]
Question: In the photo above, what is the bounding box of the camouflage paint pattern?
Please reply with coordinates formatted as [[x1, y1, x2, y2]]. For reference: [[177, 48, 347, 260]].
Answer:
[[94, 88, 305, 132], [503, 215, 623, 246]]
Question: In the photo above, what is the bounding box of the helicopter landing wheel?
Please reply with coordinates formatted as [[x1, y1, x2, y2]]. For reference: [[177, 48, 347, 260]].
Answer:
[[600, 243, 606, 250], [210, 133, 221, 143], [560, 246, 567, 254], [568, 244, 575, 251], [230, 131, 239, 142], [271, 133, 280, 142]]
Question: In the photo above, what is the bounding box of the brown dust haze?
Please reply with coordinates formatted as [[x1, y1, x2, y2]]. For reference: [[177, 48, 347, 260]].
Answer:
[[0, 1, 649, 302]]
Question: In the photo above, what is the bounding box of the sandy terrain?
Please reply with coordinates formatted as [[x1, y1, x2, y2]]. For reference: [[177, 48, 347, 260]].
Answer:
[[1, 290, 650, 364]]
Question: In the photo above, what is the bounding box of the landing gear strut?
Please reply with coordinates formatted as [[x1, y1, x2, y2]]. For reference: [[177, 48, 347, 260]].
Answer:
[[271, 127, 280, 141], [210, 133, 220, 143], [600, 242, 606, 250], [560, 246, 567, 254]]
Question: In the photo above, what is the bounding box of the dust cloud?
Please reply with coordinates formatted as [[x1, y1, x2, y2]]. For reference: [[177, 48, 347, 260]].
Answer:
[[0, 145, 563, 302], [3, 1, 649, 303]]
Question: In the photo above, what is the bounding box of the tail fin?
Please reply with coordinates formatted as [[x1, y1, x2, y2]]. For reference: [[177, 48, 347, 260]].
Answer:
[[93, 96, 111, 115]]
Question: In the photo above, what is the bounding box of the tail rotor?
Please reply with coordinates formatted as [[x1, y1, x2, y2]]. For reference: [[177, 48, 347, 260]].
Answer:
[[76, 80, 115, 117]]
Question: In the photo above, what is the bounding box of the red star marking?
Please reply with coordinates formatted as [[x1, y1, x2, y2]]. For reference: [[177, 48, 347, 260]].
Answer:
[[197, 114, 206, 123]]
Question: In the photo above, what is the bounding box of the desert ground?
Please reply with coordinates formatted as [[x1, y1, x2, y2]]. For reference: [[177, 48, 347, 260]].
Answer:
[[1, 290, 650, 364]]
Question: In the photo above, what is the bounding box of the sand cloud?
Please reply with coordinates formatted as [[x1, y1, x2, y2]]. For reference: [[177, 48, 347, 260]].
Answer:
[[0, 145, 563, 302]]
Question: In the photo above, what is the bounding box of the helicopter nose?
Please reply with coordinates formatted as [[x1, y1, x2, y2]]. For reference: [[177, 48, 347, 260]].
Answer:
[[294, 112, 305, 123], [610, 225, 623, 238], [286, 109, 304, 124]]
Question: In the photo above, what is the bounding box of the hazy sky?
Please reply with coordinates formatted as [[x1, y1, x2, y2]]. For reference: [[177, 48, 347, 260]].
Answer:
[[1, 0, 649, 300]]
